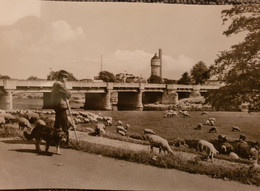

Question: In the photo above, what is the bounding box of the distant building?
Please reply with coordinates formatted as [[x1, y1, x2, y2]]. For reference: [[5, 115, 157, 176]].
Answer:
[[151, 49, 162, 78]]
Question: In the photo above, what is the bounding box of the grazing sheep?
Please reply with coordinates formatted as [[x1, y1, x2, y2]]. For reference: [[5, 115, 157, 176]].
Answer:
[[144, 128, 156, 135], [209, 118, 216, 122], [197, 140, 219, 160], [0, 116, 5, 127], [218, 134, 227, 143], [35, 119, 46, 127], [94, 123, 106, 136], [1, 113, 16, 123], [237, 141, 250, 158], [129, 133, 144, 140], [125, 124, 130, 130], [147, 134, 173, 155], [208, 127, 217, 133], [25, 112, 40, 123], [204, 119, 214, 126], [117, 130, 126, 136], [105, 119, 112, 126], [222, 142, 234, 154], [18, 117, 32, 131], [173, 137, 188, 147], [195, 123, 202, 130], [164, 110, 177, 118], [117, 120, 123, 126], [239, 134, 246, 141], [85, 127, 95, 134], [201, 111, 208, 115], [116, 126, 127, 133], [232, 126, 241, 132], [229, 152, 239, 159], [182, 111, 191, 118], [250, 147, 259, 161]]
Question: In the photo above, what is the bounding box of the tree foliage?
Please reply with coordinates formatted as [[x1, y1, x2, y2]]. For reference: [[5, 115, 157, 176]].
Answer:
[[190, 61, 210, 84], [148, 75, 163, 84], [0, 75, 11, 80], [98, 71, 116, 82], [27, 76, 41, 80], [177, 72, 192, 85], [47, 70, 77, 81], [206, 4, 260, 111]]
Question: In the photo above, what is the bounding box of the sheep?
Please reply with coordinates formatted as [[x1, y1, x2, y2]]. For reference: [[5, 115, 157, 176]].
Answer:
[[25, 112, 40, 123], [117, 120, 123, 126], [229, 152, 239, 159], [249, 147, 259, 161], [221, 142, 234, 154], [94, 123, 106, 136], [201, 111, 208, 115], [232, 126, 241, 132], [172, 137, 188, 147], [35, 119, 46, 127], [204, 119, 214, 126], [239, 134, 246, 141], [164, 110, 177, 118], [125, 124, 130, 130], [237, 141, 250, 159], [117, 130, 126, 136], [0, 116, 5, 127], [182, 111, 191, 118], [105, 119, 112, 126], [197, 140, 219, 160], [195, 123, 202, 130], [147, 134, 173, 155], [209, 118, 216, 122], [18, 117, 32, 131], [208, 127, 217, 133], [129, 133, 144, 140], [116, 126, 127, 133], [144, 128, 156, 135], [218, 134, 227, 143], [1, 113, 16, 123]]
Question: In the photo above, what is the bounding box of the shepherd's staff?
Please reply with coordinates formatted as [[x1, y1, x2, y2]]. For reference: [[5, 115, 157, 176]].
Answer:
[[65, 99, 79, 143]]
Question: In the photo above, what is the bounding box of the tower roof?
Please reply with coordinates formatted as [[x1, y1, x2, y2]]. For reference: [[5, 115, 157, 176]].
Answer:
[[151, 53, 160, 60]]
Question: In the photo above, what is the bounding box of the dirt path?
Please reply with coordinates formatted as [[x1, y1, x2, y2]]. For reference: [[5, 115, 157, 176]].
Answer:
[[0, 137, 259, 191]]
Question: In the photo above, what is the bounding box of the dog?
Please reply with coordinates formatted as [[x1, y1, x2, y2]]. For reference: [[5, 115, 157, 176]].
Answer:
[[24, 123, 66, 155]]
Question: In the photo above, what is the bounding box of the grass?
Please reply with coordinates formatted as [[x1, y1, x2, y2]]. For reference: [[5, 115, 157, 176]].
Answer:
[[1, 110, 260, 186]]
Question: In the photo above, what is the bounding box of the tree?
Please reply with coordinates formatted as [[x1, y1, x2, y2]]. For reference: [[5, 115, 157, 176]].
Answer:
[[0, 75, 11, 80], [190, 61, 210, 85], [177, 72, 192, 85], [27, 76, 41, 80], [47, 70, 77, 81], [98, 71, 116, 82], [147, 75, 163, 84], [206, 4, 260, 111]]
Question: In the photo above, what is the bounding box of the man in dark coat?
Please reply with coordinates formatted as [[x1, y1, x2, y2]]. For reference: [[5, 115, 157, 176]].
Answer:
[[50, 70, 71, 144]]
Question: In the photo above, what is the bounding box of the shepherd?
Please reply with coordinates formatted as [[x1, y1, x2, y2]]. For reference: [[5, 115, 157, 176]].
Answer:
[[50, 70, 71, 145]]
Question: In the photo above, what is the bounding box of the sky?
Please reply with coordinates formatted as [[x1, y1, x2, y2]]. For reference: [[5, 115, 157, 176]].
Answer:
[[0, 0, 245, 80]]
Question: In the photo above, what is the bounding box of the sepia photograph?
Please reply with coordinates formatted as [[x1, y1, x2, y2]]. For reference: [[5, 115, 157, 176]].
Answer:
[[0, 0, 259, 190]]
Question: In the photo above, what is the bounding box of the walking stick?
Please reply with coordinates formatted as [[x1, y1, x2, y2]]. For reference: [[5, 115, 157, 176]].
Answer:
[[65, 99, 79, 143]]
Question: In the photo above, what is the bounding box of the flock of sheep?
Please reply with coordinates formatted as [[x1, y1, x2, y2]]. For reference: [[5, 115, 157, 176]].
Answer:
[[0, 108, 259, 165]]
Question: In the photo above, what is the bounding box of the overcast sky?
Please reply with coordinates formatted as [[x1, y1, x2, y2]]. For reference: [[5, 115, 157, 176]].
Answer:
[[0, 0, 244, 80]]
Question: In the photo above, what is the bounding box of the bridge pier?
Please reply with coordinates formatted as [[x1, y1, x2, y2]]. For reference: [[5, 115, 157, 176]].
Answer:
[[84, 92, 112, 110], [117, 91, 143, 109], [42, 92, 52, 109], [190, 86, 201, 98], [0, 91, 13, 110]]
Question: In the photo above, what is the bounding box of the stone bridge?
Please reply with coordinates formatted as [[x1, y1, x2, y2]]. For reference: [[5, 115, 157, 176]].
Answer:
[[0, 80, 220, 110]]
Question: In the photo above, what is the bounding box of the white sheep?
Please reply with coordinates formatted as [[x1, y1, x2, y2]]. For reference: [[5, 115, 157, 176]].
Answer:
[[144, 128, 156, 135], [2, 113, 16, 123], [218, 134, 227, 143], [208, 127, 217, 133], [117, 130, 126, 136], [232, 126, 241, 132], [182, 111, 191, 118], [197, 140, 219, 160], [0, 116, 5, 127], [125, 124, 130, 130], [105, 119, 112, 126], [250, 147, 259, 161], [35, 119, 46, 127], [18, 117, 32, 131], [201, 111, 208, 115], [25, 112, 39, 123], [116, 125, 127, 133], [94, 123, 106, 136], [195, 123, 202, 130], [117, 120, 123, 126], [204, 119, 214, 126], [147, 134, 173, 155], [229, 152, 239, 159], [209, 118, 216, 122]]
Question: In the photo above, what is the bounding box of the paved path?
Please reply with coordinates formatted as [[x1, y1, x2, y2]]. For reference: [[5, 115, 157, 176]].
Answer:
[[0, 137, 259, 191]]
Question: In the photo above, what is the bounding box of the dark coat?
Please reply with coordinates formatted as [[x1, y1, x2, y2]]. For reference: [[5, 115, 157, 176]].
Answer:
[[50, 81, 71, 109]]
